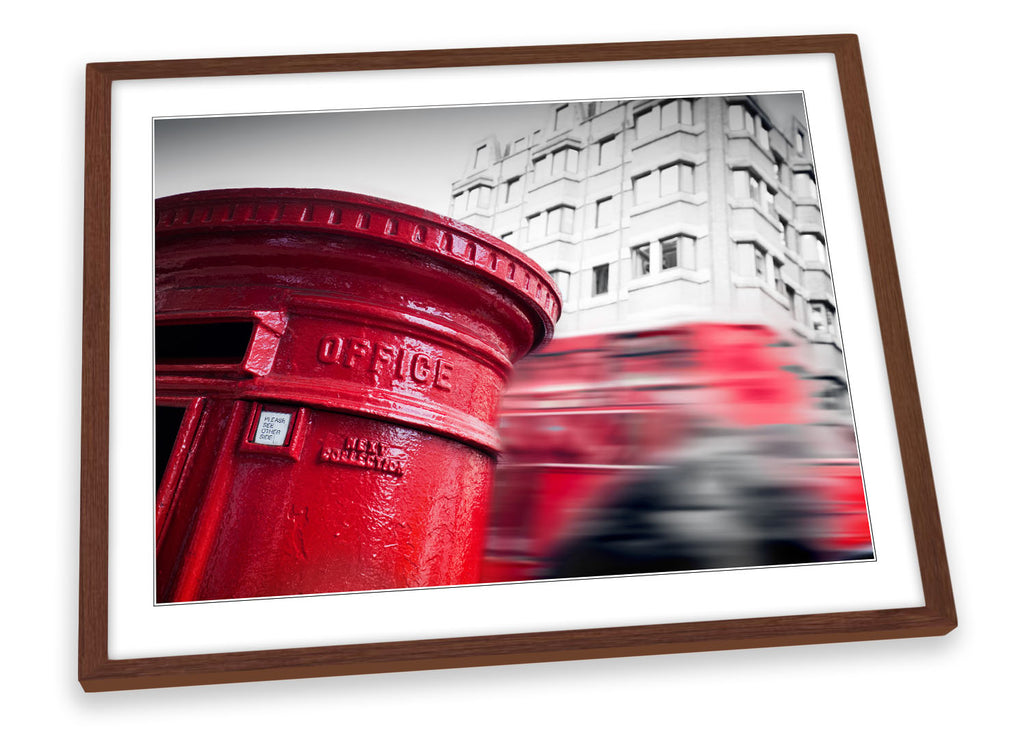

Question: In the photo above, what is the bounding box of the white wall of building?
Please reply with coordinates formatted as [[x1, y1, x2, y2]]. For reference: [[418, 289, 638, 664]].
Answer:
[[2, 2, 1018, 734]]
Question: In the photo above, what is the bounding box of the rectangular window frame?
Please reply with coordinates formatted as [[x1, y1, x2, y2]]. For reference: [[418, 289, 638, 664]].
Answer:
[[548, 269, 570, 300], [809, 300, 836, 335], [468, 184, 491, 210], [631, 244, 652, 278], [473, 144, 488, 169], [553, 104, 570, 130], [748, 171, 762, 204], [597, 134, 619, 166], [754, 245, 767, 282], [632, 171, 657, 205], [594, 196, 616, 228], [545, 205, 575, 237], [666, 234, 697, 271], [660, 238, 679, 271], [526, 212, 545, 241], [501, 176, 522, 204]]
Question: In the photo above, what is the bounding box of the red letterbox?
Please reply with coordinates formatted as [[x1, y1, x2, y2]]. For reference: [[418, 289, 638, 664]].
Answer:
[[154, 188, 559, 602]]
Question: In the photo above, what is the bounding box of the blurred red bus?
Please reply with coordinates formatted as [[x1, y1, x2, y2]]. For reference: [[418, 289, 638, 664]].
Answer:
[[483, 322, 872, 582]]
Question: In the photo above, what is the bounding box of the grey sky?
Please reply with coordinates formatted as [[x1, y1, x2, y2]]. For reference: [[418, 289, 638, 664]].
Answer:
[[155, 103, 550, 214], [155, 93, 806, 216]]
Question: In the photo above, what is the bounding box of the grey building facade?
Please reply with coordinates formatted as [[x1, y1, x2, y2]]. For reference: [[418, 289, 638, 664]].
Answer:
[[448, 96, 850, 426]]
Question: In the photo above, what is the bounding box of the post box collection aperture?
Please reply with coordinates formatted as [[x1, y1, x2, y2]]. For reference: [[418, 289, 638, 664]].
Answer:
[[154, 188, 561, 603]]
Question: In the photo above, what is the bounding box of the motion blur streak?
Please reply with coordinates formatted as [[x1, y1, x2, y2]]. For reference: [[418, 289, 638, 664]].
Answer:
[[483, 322, 872, 582]]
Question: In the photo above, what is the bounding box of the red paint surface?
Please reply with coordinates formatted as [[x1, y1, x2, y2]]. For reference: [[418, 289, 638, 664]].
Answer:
[[155, 189, 559, 602], [811, 461, 873, 556]]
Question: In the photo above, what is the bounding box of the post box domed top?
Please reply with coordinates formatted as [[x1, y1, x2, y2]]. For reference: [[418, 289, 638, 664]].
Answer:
[[155, 188, 561, 350]]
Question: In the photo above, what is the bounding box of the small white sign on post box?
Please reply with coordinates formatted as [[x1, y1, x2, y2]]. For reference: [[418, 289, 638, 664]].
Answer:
[[254, 410, 291, 446]]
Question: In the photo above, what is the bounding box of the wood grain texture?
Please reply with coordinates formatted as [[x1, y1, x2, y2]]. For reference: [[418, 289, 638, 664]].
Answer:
[[79, 34, 956, 692], [80, 63, 112, 689], [830, 38, 956, 626]]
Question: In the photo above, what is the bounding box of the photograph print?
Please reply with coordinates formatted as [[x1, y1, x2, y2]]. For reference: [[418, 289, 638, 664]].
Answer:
[[153, 93, 872, 604]]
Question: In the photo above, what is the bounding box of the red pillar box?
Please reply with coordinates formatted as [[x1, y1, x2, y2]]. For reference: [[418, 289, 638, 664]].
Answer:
[[154, 188, 559, 602]]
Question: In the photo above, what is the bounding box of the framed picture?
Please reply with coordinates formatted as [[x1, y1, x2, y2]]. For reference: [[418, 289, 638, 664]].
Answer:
[[80, 34, 955, 692]]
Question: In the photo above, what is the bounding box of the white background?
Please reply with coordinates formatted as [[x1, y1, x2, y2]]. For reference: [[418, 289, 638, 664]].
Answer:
[[2, 1, 1018, 734]]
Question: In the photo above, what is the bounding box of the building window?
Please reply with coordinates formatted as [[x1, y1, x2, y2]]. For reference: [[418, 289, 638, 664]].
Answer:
[[659, 235, 697, 271], [512, 137, 527, 153], [809, 301, 836, 335], [679, 235, 697, 270], [595, 196, 617, 228], [592, 264, 609, 295], [661, 162, 694, 195], [794, 171, 818, 199], [632, 235, 695, 279], [754, 246, 767, 282], [729, 103, 770, 147], [546, 205, 575, 236], [473, 144, 488, 169], [757, 117, 770, 148], [597, 134, 620, 166], [635, 99, 693, 139], [634, 162, 695, 204], [773, 153, 790, 189], [774, 258, 786, 294], [675, 99, 696, 126], [810, 303, 825, 331], [633, 171, 657, 204], [532, 154, 547, 180], [734, 169, 763, 205], [635, 106, 659, 139], [785, 285, 797, 316], [728, 104, 756, 135], [527, 205, 576, 241], [453, 191, 467, 214], [552, 146, 579, 175], [500, 230, 516, 246], [660, 165, 680, 196], [631, 244, 652, 277], [468, 185, 491, 210], [548, 269, 570, 299], [527, 213, 545, 241], [796, 129, 807, 155], [801, 233, 828, 263], [554, 104, 570, 130], [661, 238, 678, 270], [533, 146, 580, 180], [501, 176, 523, 204], [779, 216, 796, 252], [661, 100, 682, 127]]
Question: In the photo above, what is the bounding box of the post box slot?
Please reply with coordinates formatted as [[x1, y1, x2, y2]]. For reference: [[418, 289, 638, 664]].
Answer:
[[155, 405, 187, 488], [156, 321, 254, 365]]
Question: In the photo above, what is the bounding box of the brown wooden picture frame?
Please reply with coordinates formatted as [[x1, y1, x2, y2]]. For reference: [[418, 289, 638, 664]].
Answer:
[[80, 34, 955, 692]]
